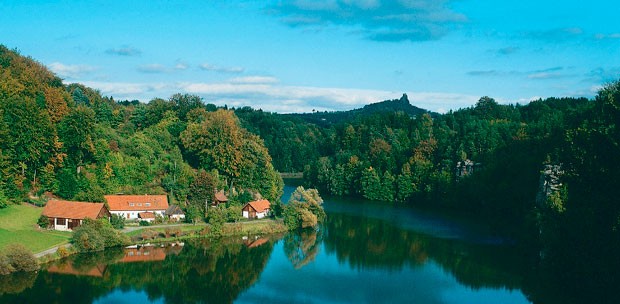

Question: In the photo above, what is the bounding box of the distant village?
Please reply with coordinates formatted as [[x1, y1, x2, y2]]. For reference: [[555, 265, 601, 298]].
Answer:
[[41, 191, 272, 232]]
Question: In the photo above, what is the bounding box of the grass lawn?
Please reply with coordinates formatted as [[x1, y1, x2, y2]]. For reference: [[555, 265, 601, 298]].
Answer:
[[0, 204, 71, 253]]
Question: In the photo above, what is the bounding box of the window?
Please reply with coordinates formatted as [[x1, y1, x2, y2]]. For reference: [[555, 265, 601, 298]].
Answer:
[[145, 203, 151, 207], [129, 203, 135, 207], [57, 218, 66, 225], [138, 203, 142, 206]]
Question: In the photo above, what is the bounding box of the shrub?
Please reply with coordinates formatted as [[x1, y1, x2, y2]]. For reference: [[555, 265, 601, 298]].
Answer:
[[110, 214, 125, 229], [37, 215, 49, 229], [0, 190, 9, 209], [0, 252, 15, 275], [72, 219, 129, 252], [165, 227, 182, 238], [56, 246, 71, 258], [141, 229, 158, 240], [226, 206, 242, 223], [139, 220, 151, 226], [4, 244, 38, 272]]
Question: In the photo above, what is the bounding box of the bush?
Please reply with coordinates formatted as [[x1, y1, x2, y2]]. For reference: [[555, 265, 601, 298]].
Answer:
[[56, 246, 71, 258], [37, 215, 49, 229], [141, 229, 159, 240], [110, 214, 125, 229], [139, 220, 151, 226], [0, 190, 9, 209], [226, 206, 242, 223], [3, 244, 38, 272], [72, 219, 129, 252], [0, 252, 15, 275], [165, 227, 182, 238]]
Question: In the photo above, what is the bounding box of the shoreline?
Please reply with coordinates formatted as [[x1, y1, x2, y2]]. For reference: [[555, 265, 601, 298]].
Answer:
[[36, 219, 289, 265]]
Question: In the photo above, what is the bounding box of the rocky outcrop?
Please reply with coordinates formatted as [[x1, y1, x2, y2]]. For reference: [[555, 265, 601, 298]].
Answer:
[[455, 159, 481, 179], [536, 164, 564, 206]]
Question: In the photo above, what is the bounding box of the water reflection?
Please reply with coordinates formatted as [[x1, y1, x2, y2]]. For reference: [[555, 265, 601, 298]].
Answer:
[[0, 190, 538, 304], [0, 238, 277, 304]]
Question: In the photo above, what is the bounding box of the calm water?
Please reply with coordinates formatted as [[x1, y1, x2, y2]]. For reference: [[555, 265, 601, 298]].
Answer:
[[0, 186, 535, 304]]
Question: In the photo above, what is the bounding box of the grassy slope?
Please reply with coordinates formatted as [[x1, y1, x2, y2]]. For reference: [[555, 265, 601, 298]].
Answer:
[[0, 204, 71, 253]]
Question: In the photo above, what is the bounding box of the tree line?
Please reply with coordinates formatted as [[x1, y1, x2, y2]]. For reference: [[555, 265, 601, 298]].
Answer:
[[0, 46, 283, 219]]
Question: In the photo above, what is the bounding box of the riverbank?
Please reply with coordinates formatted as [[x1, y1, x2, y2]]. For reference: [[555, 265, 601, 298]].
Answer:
[[33, 219, 288, 265]]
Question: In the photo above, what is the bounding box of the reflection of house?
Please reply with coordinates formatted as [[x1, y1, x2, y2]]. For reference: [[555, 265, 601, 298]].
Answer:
[[120, 245, 167, 263], [165, 205, 186, 221], [47, 262, 107, 277], [245, 237, 269, 248], [138, 212, 156, 222], [242, 200, 270, 219], [212, 190, 228, 206], [105, 195, 169, 220], [42, 200, 110, 231]]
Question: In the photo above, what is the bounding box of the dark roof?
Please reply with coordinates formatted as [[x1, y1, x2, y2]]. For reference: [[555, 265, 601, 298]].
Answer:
[[165, 205, 185, 216]]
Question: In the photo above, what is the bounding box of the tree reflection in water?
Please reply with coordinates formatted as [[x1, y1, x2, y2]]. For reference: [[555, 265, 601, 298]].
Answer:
[[283, 229, 321, 269]]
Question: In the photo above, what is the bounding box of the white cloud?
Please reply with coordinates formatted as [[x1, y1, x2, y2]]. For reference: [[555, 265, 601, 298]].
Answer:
[[48, 62, 97, 79], [137, 64, 169, 73], [78, 78, 482, 113], [199, 63, 244, 73], [229, 76, 279, 84]]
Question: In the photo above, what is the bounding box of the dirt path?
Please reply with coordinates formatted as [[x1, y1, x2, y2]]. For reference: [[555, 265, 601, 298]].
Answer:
[[35, 244, 71, 258]]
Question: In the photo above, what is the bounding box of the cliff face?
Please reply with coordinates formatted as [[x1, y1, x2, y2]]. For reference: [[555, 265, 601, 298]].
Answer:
[[536, 164, 564, 206]]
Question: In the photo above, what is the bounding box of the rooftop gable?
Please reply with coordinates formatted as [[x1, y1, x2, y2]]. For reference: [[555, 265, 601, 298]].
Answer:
[[245, 199, 271, 213], [104, 195, 169, 211], [42, 200, 107, 220]]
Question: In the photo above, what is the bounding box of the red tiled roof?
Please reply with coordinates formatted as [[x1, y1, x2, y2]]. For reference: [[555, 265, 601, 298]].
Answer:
[[247, 238, 269, 248], [42, 200, 107, 220], [104, 195, 168, 211], [214, 190, 228, 202], [138, 212, 155, 219], [47, 263, 106, 277], [245, 199, 270, 213]]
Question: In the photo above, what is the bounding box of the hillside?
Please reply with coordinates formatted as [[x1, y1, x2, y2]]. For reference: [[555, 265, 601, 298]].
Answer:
[[282, 94, 432, 126], [0, 46, 283, 217]]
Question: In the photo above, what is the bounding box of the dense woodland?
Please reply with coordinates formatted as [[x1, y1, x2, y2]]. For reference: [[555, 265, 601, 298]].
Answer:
[[1, 46, 620, 294], [0, 46, 283, 222]]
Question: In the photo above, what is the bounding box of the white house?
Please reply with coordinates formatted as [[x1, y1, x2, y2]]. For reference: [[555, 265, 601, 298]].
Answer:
[[105, 194, 169, 220], [242, 199, 271, 219]]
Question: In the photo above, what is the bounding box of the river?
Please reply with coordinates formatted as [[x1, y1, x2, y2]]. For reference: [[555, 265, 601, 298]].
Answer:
[[0, 185, 535, 303]]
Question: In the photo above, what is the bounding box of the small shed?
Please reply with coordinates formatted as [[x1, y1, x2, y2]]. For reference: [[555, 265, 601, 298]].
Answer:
[[138, 212, 156, 223], [165, 205, 186, 221], [242, 199, 271, 219], [212, 190, 228, 206], [42, 200, 110, 231]]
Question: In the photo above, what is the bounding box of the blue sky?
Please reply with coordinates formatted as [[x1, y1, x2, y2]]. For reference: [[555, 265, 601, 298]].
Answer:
[[1, 0, 619, 113]]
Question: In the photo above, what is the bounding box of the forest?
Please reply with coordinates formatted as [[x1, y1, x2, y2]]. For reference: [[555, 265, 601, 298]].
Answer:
[[1, 45, 620, 291]]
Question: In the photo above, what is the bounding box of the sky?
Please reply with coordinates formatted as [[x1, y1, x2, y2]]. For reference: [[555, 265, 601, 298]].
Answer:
[[1, 0, 619, 113]]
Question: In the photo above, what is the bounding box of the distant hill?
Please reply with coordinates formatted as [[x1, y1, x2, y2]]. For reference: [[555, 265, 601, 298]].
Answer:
[[282, 94, 433, 126]]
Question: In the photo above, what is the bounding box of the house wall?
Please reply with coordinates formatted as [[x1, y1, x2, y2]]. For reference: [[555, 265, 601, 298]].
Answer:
[[170, 214, 185, 221], [50, 217, 84, 231], [111, 210, 166, 220], [242, 210, 249, 218]]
